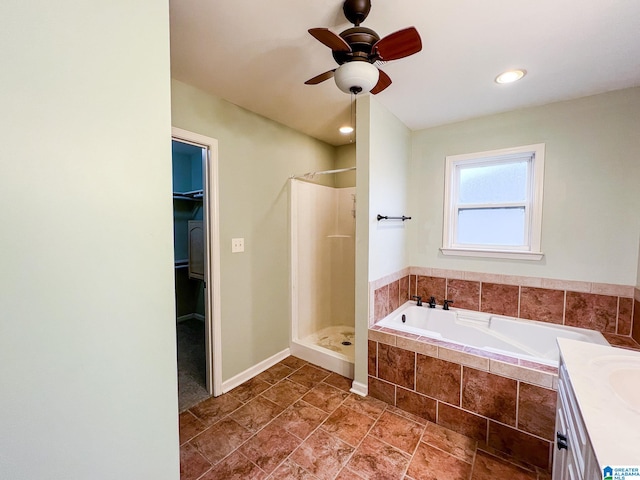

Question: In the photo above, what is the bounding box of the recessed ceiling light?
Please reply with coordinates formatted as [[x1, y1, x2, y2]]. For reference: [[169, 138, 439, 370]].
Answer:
[[339, 125, 354, 134], [495, 69, 527, 84]]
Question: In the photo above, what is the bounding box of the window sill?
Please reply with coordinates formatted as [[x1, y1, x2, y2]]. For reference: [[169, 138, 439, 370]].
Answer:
[[440, 247, 544, 261]]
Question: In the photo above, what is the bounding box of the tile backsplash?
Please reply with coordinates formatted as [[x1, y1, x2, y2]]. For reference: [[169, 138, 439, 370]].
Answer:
[[371, 267, 640, 347]]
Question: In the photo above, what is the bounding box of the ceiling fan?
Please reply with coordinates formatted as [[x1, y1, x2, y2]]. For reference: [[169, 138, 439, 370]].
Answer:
[[305, 0, 422, 95]]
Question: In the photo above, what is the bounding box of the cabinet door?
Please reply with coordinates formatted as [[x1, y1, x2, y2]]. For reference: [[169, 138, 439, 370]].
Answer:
[[553, 404, 569, 480], [584, 444, 602, 480], [188, 221, 204, 280]]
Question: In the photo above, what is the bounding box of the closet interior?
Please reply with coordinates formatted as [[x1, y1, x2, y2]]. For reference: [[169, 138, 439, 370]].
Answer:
[[172, 140, 209, 411]]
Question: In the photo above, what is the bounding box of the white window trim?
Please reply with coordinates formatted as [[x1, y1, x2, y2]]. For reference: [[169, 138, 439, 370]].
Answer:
[[441, 144, 545, 261]]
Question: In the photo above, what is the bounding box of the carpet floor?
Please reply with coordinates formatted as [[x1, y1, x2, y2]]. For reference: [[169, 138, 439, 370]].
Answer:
[[177, 318, 210, 412]]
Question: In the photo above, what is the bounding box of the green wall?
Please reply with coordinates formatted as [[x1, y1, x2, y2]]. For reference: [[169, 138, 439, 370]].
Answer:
[[335, 143, 357, 188], [0, 1, 178, 479], [408, 87, 640, 285], [171, 80, 337, 381]]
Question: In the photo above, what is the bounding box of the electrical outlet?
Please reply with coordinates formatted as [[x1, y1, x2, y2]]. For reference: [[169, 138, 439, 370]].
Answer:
[[231, 238, 244, 253]]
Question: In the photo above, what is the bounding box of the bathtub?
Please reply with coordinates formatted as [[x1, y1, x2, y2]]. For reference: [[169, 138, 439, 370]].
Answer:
[[376, 301, 609, 366]]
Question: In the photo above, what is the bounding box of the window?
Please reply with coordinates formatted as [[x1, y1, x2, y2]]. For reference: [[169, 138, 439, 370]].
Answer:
[[441, 144, 545, 260]]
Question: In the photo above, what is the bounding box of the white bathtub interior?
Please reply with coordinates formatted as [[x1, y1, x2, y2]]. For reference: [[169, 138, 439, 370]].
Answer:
[[290, 179, 355, 378], [376, 301, 609, 366]]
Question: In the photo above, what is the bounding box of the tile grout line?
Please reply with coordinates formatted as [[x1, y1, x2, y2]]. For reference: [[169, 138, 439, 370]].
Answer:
[[515, 380, 520, 431], [517, 285, 522, 318]]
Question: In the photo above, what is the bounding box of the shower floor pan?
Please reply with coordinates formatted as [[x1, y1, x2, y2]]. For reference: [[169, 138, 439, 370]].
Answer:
[[291, 325, 354, 379]]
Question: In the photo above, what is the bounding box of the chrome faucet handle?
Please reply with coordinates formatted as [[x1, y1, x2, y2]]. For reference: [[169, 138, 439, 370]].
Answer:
[[412, 295, 423, 306], [443, 299, 454, 310]]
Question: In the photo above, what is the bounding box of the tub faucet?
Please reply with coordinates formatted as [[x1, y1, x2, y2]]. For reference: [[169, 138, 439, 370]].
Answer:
[[443, 299, 454, 310], [427, 296, 436, 308], [412, 295, 423, 306]]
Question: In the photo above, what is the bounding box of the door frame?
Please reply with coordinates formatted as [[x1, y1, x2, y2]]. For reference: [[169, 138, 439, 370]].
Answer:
[[172, 127, 222, 397]]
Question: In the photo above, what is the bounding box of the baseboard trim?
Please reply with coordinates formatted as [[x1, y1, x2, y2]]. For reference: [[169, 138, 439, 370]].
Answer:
[[221, 348, 291, 393], [350, 380, 368, 397]]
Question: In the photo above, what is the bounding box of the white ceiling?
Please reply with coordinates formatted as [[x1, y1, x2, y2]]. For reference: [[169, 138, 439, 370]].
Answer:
[[170, 0, 640, 146]]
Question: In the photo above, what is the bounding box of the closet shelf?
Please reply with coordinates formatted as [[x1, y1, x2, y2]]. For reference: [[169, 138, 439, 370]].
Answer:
[[173, 189, 203, 201], [174, 259, 189, 269]]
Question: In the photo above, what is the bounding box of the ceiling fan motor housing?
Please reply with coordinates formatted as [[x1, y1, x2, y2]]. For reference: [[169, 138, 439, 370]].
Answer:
[[332, 27, 380, 64]]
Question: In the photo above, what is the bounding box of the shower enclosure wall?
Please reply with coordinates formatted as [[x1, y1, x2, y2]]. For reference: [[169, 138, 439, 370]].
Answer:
[[290, 178, 356, 378]]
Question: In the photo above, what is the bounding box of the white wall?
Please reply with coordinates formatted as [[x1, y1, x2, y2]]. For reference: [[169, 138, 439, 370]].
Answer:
[[354, 98, 370, 390], [408, 88, 640, 285], [0, 2, 179, 479], [366, 97, 412, 281], [353, 95, 412, 389], [171, 80, 336, 381]]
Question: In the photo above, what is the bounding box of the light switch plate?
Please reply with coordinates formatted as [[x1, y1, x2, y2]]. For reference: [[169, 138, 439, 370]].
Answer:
[[231, 238, 244, 253]]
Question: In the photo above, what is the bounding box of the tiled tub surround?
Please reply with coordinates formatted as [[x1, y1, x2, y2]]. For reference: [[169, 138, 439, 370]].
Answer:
[[368, 269, 640, 471], [372, 268, 640, 350], [368, 327, 558, 471]]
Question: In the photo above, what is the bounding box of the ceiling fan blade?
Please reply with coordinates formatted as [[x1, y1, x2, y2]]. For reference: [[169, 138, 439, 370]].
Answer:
[[373, 27, 422, 61], [308, 28, 352, 52], [370, 69, 392, 94], [305, 70, 336, 85]]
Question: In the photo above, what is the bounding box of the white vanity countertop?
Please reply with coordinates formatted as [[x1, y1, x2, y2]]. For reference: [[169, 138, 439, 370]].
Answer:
[[557, 338, 640, 467]]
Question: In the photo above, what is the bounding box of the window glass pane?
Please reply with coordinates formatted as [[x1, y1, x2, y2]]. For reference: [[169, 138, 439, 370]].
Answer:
[[458, 161, 527, 203], [457, 207, 525, 246]]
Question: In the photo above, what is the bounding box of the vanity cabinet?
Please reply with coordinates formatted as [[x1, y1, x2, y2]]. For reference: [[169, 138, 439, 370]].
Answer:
[[554, 338, 640, 480], [553, 361, 600, 480]]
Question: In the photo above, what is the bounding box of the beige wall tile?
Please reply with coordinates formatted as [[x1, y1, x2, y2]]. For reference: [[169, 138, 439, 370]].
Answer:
[[514, 276, 544, 288], [541, 278, 590, 293], [438, 347, 489, 371], [368, 329, 396, 346], [590, 282, 635, 297], [396, 336, 438, 357], [410, 266, 432, 277], [489, 361, 554, 389]]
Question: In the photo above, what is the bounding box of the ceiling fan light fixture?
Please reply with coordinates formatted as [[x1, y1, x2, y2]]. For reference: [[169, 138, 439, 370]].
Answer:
[[339, 125, 354, 134], [495, 69, 527, 84], [334, 62, 379, 94]]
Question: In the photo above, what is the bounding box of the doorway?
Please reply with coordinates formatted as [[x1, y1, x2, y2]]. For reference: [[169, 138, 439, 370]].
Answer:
[[171, 127, 222, 410]]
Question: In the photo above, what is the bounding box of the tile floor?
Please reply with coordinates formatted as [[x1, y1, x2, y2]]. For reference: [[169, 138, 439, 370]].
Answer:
[[180, 356, 552, 480]]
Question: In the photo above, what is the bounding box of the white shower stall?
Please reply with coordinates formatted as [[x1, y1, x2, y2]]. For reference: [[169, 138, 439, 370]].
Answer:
[[290, 177, 356, 378]]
